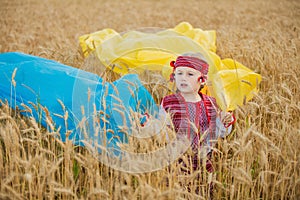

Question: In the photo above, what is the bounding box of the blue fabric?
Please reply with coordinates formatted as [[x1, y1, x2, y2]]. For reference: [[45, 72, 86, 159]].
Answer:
[[0, 52, 158, 155]]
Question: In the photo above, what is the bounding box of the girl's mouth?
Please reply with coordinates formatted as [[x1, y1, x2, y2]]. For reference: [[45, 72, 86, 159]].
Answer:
[[180, 83, 188, 87]]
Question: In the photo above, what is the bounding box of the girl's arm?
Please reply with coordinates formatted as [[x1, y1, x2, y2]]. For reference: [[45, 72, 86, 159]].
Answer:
[[137, 104, 171, 139]]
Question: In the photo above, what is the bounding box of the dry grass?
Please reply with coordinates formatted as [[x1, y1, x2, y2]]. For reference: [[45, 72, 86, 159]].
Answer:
[[0, 0, 299, 199]]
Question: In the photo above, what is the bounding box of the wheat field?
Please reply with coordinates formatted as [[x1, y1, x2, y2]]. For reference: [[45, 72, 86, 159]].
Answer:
[[0, 0, 299, 199]]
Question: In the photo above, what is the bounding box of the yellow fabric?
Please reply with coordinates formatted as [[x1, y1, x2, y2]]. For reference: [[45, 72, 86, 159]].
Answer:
[[78, 22, 261, 111], [209, 58, 262, 111], [79, 28, 119, 57]]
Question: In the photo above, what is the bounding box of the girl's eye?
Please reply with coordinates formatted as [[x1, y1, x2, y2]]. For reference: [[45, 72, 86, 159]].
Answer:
[[188, 73, 194, 76], [177, 72, 182, 75]]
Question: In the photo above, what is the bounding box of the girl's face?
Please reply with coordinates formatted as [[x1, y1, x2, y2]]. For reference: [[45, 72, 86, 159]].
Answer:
[[174, 67, 202, 95]]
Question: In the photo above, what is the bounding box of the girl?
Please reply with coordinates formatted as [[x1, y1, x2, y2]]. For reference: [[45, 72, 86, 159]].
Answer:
[[159, 53, 235, 195]]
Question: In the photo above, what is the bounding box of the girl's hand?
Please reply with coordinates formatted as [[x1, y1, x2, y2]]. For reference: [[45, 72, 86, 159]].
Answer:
[[139, 113, 150, 127], [220, 111, 236, 128]]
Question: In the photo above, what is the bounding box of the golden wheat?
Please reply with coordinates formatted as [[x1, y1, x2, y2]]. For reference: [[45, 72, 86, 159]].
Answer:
[[0, 0, 299, 199]]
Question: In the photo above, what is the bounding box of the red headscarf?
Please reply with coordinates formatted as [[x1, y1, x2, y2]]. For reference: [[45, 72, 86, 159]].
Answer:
[[169, 55, 209, 82], [170, 56, 209, 75]]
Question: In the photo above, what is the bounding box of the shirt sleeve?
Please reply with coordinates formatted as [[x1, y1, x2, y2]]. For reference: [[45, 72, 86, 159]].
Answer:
[[159, 104, 171, 125]]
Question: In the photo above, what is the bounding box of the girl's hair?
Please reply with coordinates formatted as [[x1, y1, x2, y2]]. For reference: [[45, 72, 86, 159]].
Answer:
[[181, 52, 208, 63]]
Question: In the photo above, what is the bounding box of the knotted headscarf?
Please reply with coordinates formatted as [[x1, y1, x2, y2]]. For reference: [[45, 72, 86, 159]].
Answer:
[[169, 55, 209, 81]]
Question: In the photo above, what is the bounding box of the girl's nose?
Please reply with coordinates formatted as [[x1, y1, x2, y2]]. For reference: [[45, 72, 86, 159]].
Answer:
[[183, 73, 189, 79], [180, 75, 187, 80]]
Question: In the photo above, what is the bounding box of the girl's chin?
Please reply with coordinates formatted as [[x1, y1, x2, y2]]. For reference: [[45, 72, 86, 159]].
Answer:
[[179, 89, 194, 94], [178, 87, 188, 91], [179, 87, 188, 90]]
